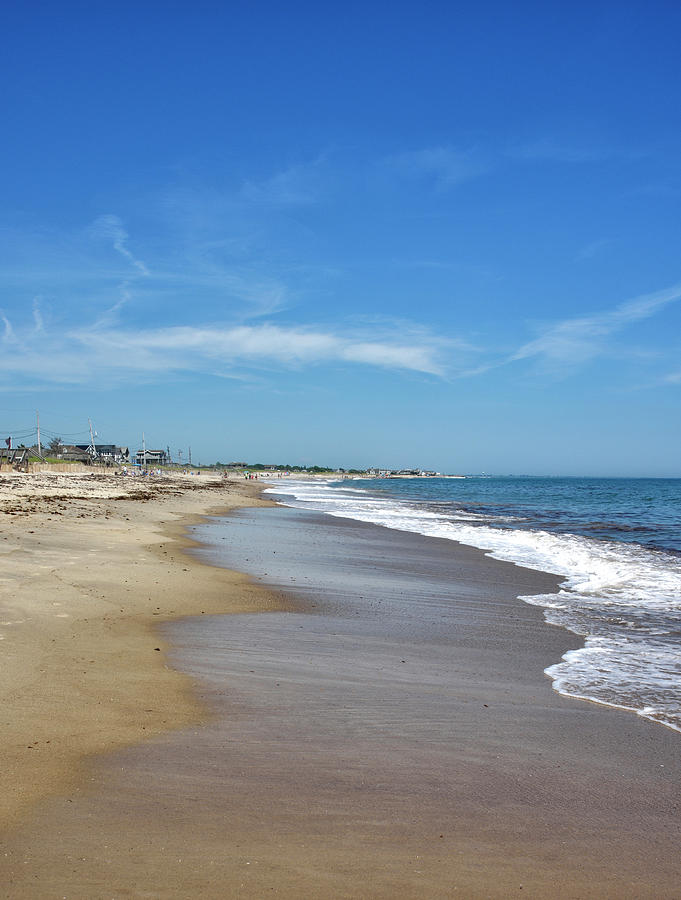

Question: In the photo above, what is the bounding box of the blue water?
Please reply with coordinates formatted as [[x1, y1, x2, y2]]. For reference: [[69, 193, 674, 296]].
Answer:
[[354, 476, 681, 553], [264, 476, 681, 733]]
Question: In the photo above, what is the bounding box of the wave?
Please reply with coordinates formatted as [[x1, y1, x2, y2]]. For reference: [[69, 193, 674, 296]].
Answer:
[[265, 478, 681, 733]]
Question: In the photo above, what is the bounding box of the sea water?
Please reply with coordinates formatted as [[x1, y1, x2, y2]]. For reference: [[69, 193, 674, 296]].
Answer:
[[263, 476, 681, 733]]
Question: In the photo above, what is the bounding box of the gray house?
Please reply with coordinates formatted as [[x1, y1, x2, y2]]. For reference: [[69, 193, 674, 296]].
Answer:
[[74, 444, 130, 464], [135, 448, 169, 466]]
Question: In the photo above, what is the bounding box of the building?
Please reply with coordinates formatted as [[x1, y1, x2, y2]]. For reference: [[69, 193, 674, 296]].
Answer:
[[74, 444, 130, 464], [61, 445, 93, 463], [135, 448, 169, 467]]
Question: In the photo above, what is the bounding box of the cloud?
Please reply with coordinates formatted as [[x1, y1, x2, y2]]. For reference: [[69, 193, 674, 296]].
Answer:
[[74, 323, 450, 376], [1, 314, 17, 344], [240, 161, 324, 206], [575, 238, 612, 261], [202, 270, 288, 318], [0, 317, 455, 387], [508, 138, 614, 164], [32, 298, 45, 333], [90, 214, 150, 276], [385, 146, 487, 189], [86, 214, 152, 325], [510, 283, 681, 369]]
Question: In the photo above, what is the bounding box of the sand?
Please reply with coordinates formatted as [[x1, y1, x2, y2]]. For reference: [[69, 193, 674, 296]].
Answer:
[[1, 474, 679, 898], [0, 470, 275, 832]]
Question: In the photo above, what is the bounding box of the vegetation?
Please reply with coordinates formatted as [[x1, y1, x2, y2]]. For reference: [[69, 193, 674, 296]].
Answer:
[[48, 437, 64, 455], [211, 461, 362, 474], [28, 456, 80, 465]]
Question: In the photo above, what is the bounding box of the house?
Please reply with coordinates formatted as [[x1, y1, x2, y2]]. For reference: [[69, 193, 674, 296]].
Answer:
[[135, 448, 169, 466], [60, 445, 92, 463], [74, 444, 130, 464]]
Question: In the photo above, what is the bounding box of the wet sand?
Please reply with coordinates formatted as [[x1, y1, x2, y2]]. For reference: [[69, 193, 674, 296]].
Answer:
[[2, 502, 679, 898]]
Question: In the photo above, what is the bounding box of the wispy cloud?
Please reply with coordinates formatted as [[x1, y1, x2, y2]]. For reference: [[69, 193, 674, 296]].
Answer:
[[183, 266, 289, 319], [77, 322, 452, 377], [508, 138, 615, 164], [0, 315, 457, 387], [2, 206, 298, 334], [87, 214, 151, 326], [240, 161, 324, 206], [575, 238, 612, 261], [32, 298, 45, 333], [385, 146, 487, 189], [1, 314, 18, 344], [90, 214, 150, 276], [510, 283, 681, 369]]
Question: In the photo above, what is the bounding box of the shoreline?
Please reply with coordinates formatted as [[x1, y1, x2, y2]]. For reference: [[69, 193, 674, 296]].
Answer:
[[0, 471, 276, 832], [176, 506, 681, 897], [2, 474, 680, 897]]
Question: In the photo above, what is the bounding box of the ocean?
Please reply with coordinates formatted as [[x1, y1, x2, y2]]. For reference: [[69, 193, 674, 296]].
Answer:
[[262, 475, 681, 733]]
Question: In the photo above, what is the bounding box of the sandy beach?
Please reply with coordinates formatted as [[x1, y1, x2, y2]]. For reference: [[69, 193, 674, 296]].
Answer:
[[1, 474, 679, 898], [0, 471, 275, 832]]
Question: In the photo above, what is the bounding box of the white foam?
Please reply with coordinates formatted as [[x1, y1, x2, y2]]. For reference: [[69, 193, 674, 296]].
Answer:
[[265, 478, 681, 732]]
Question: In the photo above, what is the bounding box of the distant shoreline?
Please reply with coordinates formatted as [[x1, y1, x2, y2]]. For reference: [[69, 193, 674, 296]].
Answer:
[[248, 470, 467, 480]]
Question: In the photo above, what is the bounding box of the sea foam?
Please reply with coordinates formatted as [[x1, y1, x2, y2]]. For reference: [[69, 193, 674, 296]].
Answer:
[[265, 478, 681, 732]]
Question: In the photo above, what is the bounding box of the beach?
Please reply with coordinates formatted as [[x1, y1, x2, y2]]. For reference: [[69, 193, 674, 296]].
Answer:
[[1, 474, 680, 898], [0, 471, 276, 830]]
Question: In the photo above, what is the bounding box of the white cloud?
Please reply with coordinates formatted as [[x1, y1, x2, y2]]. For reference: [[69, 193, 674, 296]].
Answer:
[[90, 214, 150, 276], [510, 283, 681, 369], [1, 315, 17, 344], [0, 318, 455, 387], [86, 215, 152, 325], [75, 323, 449, 376]]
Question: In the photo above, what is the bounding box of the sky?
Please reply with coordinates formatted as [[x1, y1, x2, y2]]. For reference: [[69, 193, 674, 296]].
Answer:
[[1, 1, 680, 475]]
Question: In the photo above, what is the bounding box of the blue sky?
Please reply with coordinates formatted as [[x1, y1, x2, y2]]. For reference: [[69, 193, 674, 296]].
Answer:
[[1, 2, 680, 474]]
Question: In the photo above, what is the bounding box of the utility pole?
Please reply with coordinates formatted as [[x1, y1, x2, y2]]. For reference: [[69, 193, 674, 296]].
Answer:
[[142, 432, 147, 467], [167, 445, 171, 466], [36, 410, 41, 457], [188, 445, 192, 466], [88, 418, 97, 460], [178, 449, 183, 467]]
